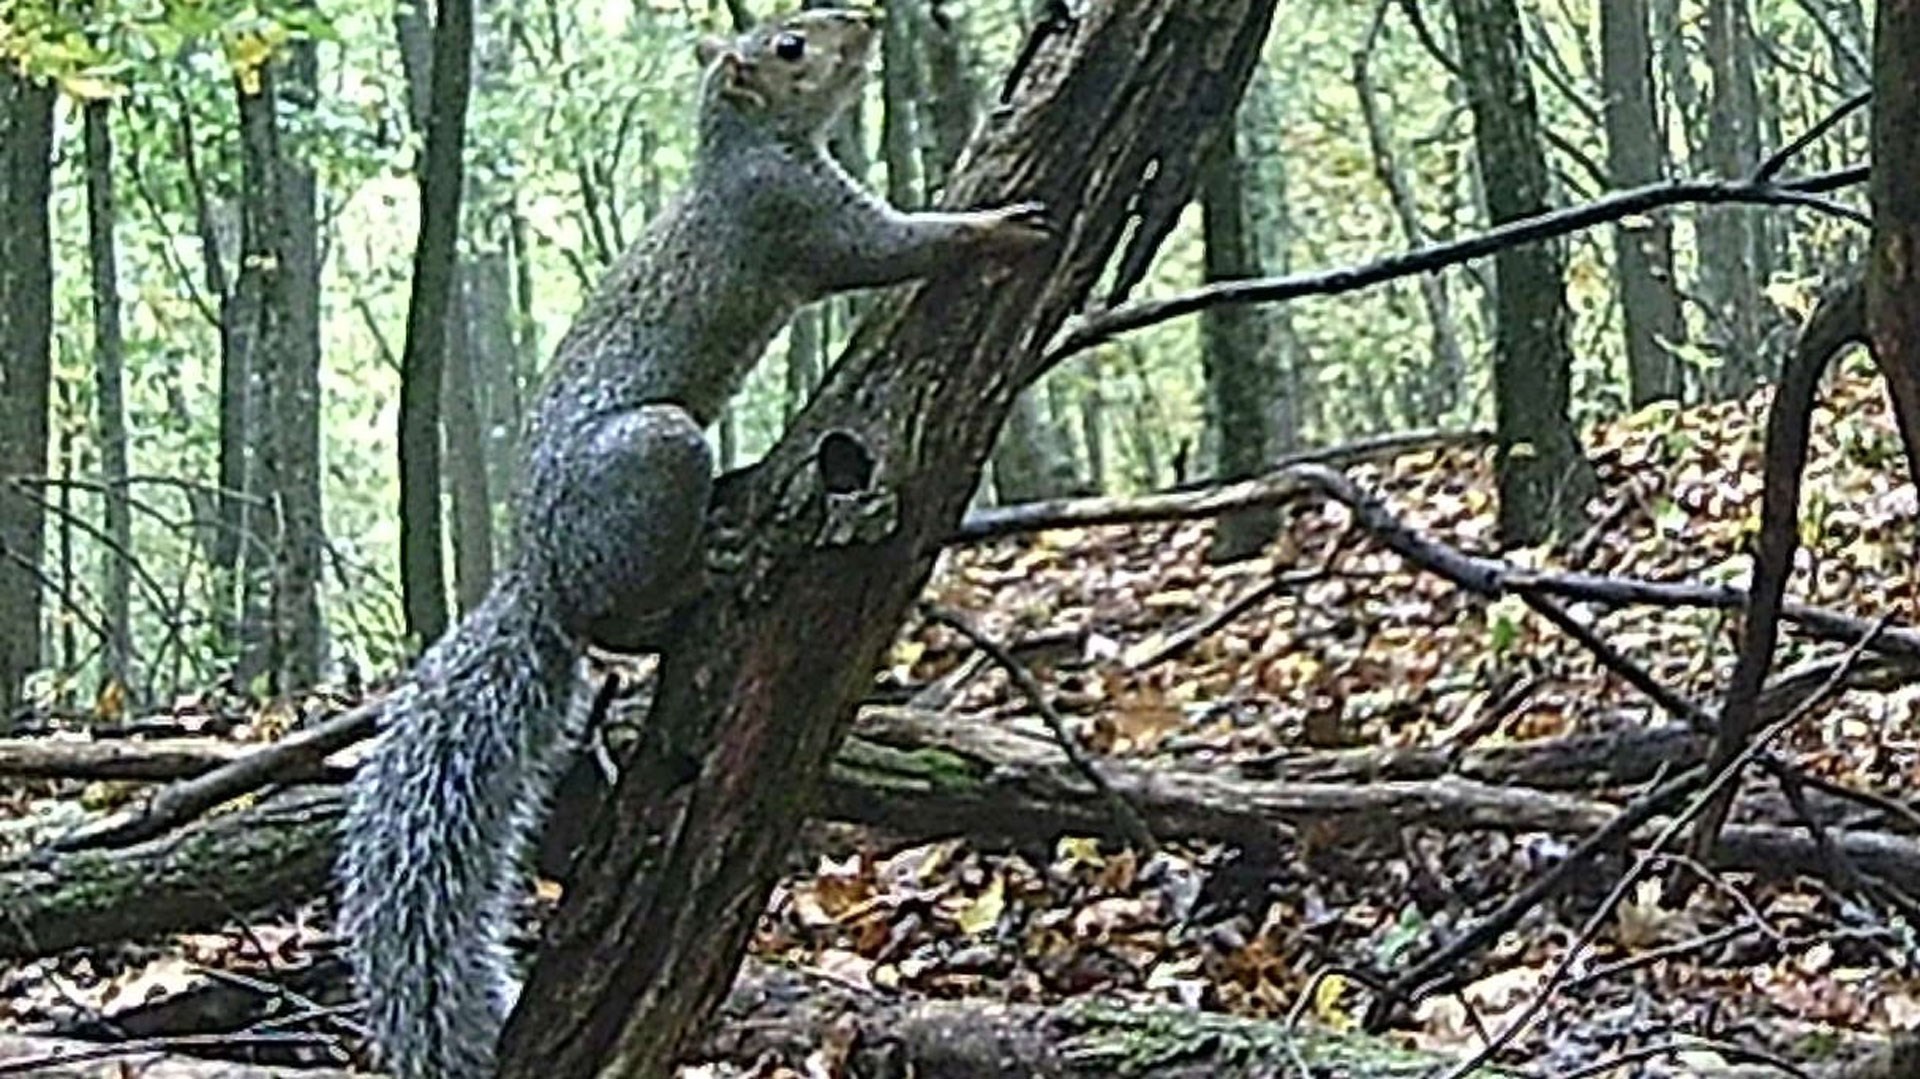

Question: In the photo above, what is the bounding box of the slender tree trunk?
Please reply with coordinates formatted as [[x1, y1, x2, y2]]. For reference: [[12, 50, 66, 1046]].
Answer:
[[1600, 0, 1684, 407], [84, 101, 135, 698], [55, 383, 79, 697], [1450, 0, 1596, 546], [784, 307, 824, 419], [0, 70, 57, 720], [1199, 116, 1278, 563], [276, 23, 327, 689], [401, 0, 509, 614], [178, 100, 250, 584], [1352, 9, 1467, 423], [444, 275, 495, 614], [232, 63, 295, 689], [983, 0, 1088, 504], [397, 0, 475, 647], [992, 393, 1083, 503], [1081, 355, 1108, 493], [1700, 0, 1766, 399], [879, 0, 923, 207], [447, 159, 501, 618], [1240, 66, 1306, 450], [917, 0, 976, 194]]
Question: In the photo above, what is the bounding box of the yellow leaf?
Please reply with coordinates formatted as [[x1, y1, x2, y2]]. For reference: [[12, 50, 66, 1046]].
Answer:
[[1055, 835, 1104, 871], [1313, 972, 1353, 1030], [226, 26, 287, 95], [59, 73, 124, 102], [93, 677, 126, 722], [954, 874, 1005, 936]]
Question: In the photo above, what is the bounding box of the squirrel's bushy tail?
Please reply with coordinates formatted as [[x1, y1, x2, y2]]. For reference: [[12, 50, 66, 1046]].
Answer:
[[337, 577, 583, 1079]]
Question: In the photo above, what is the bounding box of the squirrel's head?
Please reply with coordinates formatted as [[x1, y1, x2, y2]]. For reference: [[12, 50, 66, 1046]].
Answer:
[[697, 8, 876, 140]]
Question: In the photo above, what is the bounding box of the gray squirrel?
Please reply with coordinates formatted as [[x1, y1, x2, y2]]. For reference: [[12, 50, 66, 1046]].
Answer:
[[336, 8, 1050, 1078]]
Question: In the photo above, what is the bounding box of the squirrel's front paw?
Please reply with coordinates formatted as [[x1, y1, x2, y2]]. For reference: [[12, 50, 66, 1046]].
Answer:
[[976, 200, 1057, 256]]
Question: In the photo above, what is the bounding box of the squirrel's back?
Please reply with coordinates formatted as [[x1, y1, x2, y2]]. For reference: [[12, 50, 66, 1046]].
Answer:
[[336, 11, 896, 1078]]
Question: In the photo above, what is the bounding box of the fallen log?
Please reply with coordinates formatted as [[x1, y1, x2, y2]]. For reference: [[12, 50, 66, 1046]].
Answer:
[[0, 737, 342, 783], [26, 955, 1494, 1079], [0, 787, 339, 959], [7, 707, 1918, 962], [704, 961, 1503, 1078], [0, 1032, 353, 1078]]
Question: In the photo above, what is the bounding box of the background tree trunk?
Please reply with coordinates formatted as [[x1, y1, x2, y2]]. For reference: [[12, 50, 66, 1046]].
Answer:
[[231, 65, 289, 689], [985, 1, 1087, 505], [1700, 0, 1768, 399], [493, 3, 1281, 1075], [0, 70, 56, 721], [1601, 0, 1684, 407], [275, 22, 327, 689], [879, 0, 923, 208], [396, 0, 475, 647], [916, 0, 976, 197], [1352, 11, 1466, 425], [84, 100, 136, 699], [1199, 114, 1279, 563], [1451, 0, 1596, 546], [992, 394, 1084, 503], [401, 0, 511, 615]]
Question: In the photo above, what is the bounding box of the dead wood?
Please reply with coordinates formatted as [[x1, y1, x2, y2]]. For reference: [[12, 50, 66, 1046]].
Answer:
[[9, 705, 1919, 962], [1692, 266, 1869, 860], [952, 428, 1487, 543], [0, 1032, 353, 1078], [701, 961, 1495, 1078], [49, 703, 376, 854], [0, 737, 342, 783]]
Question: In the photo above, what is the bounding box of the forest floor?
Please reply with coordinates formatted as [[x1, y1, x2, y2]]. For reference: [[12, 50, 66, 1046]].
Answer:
[[2, 353, 1917, 1077]]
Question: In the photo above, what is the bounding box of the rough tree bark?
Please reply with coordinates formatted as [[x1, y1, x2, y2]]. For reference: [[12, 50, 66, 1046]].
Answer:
[[493, 4, 1282, 1076]]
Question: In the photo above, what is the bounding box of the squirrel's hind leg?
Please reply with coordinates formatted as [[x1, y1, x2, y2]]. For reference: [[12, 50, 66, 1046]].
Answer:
[[541, 402, 713, 652]]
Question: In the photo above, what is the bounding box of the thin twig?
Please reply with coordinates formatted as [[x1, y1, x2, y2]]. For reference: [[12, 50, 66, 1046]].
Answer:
[[920, 603, 1159, 855], [1437, 620, 1884, 1078], [1041, 167, 1869, 369], [50, 699, 383, 853]]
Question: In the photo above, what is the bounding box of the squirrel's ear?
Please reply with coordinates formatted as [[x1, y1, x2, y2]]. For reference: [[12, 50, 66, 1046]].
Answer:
[[695, 34, 732, 69]]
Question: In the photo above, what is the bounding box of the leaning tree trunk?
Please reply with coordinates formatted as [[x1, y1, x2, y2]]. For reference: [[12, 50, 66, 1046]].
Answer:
[[494, 3, 1281, 1076]]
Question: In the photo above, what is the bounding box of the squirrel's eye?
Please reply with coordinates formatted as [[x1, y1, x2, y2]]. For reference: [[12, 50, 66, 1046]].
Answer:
[[773, 32, 806, 61]]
